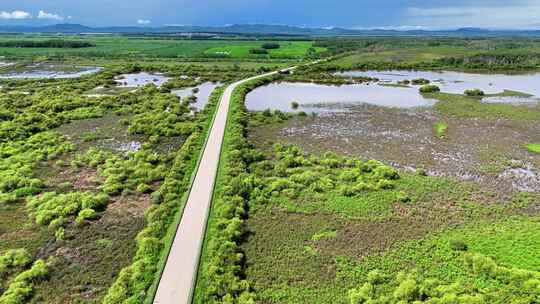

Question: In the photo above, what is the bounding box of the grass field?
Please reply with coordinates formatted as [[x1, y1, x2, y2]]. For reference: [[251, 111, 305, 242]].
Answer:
[[203, 41, 325, 58], [0, 35, 323, 59], [330, 46, 475, 67]]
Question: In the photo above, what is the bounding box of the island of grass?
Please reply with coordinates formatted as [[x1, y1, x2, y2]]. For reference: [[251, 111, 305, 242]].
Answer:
[[434, 121, 448, 138], [526, 143, 540, 154]]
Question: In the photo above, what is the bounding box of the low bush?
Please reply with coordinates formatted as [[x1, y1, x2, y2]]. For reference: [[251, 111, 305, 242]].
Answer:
[[0, 259, 48, 304], [465, 88, 485, 96], [348, 253, 540, 303], [419, 85, 440, 93], [434, 121, 448, 138], [261, 43, 280, 50], [249, 48, 269, 55], [411, 78, 430, 85], [27, 191, 109, 230], [0, 249, 31, 278]]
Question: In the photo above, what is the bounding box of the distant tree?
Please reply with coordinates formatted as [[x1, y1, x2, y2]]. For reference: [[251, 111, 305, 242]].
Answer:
[[464, 88, 485, 96], [249, 48, 269, 55], [419, 85, 440, 93], [0, 40, 95, 48], [261, 42, 281, 49]]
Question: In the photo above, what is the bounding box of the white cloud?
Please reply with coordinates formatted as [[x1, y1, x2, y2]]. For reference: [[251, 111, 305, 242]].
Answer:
[[406, 7, 476, 18], [0, 10, 32, 19], [353, 25, 429, 31], [137, 19, 151, 25], [405, 5, 540, 29], [37, 10, 64, 21]]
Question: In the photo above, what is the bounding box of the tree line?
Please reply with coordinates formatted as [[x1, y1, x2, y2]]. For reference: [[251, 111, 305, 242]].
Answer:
[[0, 39, 95, 48]]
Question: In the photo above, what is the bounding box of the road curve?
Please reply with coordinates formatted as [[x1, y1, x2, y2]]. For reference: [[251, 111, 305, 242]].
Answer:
[[153, 67, 294, 304]]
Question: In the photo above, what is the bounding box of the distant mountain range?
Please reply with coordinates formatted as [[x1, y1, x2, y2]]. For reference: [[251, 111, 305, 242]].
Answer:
[[1, 23, 540, 37]]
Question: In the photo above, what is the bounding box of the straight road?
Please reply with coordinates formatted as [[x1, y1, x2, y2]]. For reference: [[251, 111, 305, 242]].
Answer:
[[153, 67, 295, 304]]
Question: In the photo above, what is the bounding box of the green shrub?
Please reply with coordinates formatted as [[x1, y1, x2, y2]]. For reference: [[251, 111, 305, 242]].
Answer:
[[411, 78, 430, 85], [249, 48, 269, 55], [0, 260, 48, 304], [348, 253, 540, 303], [526, 143, 540, 155], [449, 239, 469, 251], [0, 249, 31, 277], [434, 121, 448, 138], [419, 85, 440, 93], [464, 88, 485, 96], [75, 208, 98, 225], [261, 43, 280, 50], [27, 191, 109, 228]]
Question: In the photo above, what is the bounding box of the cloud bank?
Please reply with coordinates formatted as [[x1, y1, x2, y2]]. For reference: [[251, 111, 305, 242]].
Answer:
[[38, 10, 64, 21], [0, 10, 32, 19], [137, 19, 151, 25]]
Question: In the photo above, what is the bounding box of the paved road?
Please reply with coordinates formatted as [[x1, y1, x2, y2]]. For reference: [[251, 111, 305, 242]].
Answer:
[[153, 67, 295, 304]]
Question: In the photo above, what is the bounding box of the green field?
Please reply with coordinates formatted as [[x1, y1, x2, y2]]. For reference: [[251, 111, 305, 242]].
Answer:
[[0, 35, 324, 59], [204, 41, 326, 58]]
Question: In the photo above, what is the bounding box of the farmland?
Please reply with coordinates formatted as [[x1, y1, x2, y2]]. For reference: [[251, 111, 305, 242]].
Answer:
[[0, 35, 324, 59]]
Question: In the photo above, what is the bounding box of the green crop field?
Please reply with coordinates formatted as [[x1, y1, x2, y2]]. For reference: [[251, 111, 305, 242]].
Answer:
[[204, 41, 326, 58], [0, 35, 324, 59]]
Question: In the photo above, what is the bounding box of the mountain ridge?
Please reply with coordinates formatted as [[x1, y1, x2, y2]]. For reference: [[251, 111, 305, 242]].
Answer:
[[0, 23, 539, 37]]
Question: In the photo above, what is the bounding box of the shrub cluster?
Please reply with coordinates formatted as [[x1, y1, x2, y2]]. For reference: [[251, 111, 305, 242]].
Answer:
[[0, 260, 48, 304], [419, 85, 441, 93], [255, 145, 399, 199], [117, 86, 197, 137], [348, 253, 540, 303], [261, 43, 280, 50], [0, 40, 94, 48], [411, 78, 430, 85], [75, 147, 168, 195], [27, 191, 109, 235], [0, 132, 74, 204], [249, 48, 269, 55], [464, 88, 485, 96]]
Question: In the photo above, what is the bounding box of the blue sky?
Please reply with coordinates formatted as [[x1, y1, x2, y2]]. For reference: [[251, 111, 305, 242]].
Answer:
[[0, 0, 539, 29]]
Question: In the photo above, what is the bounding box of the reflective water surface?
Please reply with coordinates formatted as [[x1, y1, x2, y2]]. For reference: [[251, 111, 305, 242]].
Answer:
[[246, 81, 437, 113], [172, 82, 221, 110], [115, 72, 170, 87]]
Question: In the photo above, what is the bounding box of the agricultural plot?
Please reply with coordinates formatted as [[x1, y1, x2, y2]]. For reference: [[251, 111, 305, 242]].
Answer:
[[0, 36, 324, 59]]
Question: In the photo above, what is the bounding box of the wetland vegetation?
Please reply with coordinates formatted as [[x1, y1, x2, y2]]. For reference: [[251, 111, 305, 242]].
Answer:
[[1, 33, 539, 303]]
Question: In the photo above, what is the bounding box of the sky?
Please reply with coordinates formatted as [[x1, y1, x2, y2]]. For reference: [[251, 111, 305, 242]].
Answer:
[[0, 0, 540, 30]]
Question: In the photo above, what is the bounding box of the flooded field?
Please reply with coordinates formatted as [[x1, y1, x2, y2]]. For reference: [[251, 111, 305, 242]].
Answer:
[[251, 104, 540, 195], [339, 70, 540, 102], [246, 81, 437, 113], [0, 63, 101, 79], [172, 82, 221, 110], [115, 72, 170, 87]]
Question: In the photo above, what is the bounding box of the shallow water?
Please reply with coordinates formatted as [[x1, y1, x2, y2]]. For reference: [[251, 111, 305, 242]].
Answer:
[[0, 65, 102, 79], [246, 82, 437, 113], [172, 82, 221, 110], [338, 70, 540, 97], [115, 72, 170, 87]]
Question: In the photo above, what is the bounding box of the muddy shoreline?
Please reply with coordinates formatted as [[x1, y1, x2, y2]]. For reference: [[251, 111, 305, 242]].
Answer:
[[250, 104, 540, 196]]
